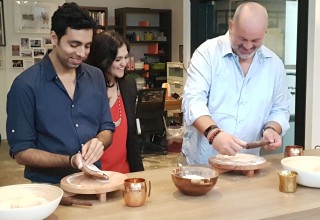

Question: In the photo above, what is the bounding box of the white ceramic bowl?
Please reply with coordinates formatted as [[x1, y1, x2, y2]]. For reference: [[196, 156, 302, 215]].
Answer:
[[281, 156, 320, 188], [0, 184, 63, 220]]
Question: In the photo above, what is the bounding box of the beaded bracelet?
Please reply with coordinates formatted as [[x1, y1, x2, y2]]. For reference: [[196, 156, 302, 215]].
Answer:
[[208, 128, 222, 145], [204, 125, 219, 138]]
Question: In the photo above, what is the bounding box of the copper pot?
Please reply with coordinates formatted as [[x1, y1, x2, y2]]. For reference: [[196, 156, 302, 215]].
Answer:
[[284, 145, 304, 158]]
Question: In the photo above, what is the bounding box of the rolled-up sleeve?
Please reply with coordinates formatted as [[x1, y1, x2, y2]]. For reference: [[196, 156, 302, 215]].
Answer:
[[183, 47, 212, 126], [6, 78, 37, 157]]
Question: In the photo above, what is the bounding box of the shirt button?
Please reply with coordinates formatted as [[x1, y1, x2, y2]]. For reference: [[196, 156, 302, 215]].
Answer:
[[11, 129, 15, 133], [75, 124, 79, 127], [71, 104, 75, 108]]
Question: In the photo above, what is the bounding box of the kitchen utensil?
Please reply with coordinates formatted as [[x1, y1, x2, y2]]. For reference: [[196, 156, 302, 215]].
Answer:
[[123, 178, 151, 207], [177, 163, 189, 176], [60, 196, 93, 206], [60, 171, 127, 202], [244, 140, 269, 149], [278, 170, 298, 193], [171, 166, 218, 196], [209, 153, 268, 177], [284, 145, 304, 157], [0, 184, 63, 220], [82, 164, 109, 180], [281, 156, 320, 188]]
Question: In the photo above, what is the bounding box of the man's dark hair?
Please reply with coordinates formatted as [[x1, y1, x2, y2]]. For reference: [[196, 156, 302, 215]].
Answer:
[[51, 2, 97, 41]]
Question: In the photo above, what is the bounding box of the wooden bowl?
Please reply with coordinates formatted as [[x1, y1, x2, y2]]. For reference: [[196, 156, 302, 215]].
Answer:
[[171, 166, 218, 196]]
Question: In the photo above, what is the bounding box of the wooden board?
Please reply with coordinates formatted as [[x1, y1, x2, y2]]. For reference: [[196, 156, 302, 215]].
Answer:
[[60, 171, 127, 195], [209, 153, 269, 177]]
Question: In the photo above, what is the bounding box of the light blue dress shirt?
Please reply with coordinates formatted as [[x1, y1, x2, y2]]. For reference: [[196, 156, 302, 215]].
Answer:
[[182, 33, 290, 165]]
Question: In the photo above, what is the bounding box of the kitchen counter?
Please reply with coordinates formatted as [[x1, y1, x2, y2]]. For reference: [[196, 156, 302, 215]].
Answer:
[[48, 150, 320, 220]]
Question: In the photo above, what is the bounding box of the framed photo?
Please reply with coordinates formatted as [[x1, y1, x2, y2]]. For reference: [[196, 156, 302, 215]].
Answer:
[[21, 38, 29, 49], [21, 50, 33, 58], [33, 48, 46, 57], [0, 0, 5, 46], [12, 45, 20, 56], [12, 59, 24, 68], [13, 1, 64, 33], [43, 37, 52, 47], [30, 38, 42, 48]]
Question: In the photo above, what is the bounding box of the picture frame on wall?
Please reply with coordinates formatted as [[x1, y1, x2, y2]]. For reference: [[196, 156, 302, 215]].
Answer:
[[12, 59, 24, 68], [13, 0, 63, 33], [21, 38, 29, 49], [30, 38, 42, 48], [0, 0, 6, 46], [21, 50, 33, 58], [12, 45, 20, 56], [43, 37, 52, 47], [33, 48, 46, 57]]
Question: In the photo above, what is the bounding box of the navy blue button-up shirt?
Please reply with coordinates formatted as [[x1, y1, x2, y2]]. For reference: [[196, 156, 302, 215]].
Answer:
[[6, 54, 115, 183]]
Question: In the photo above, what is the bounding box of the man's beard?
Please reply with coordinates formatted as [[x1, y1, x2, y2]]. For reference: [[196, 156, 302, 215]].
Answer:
[[232, 45, 258, 60]]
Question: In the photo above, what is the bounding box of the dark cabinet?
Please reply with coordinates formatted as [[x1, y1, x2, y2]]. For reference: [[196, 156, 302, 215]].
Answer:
[[80, 6, 108, 31], [115, 7, 172, 87]]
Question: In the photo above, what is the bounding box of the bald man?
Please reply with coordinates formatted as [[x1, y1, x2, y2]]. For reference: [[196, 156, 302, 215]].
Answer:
[[182, 2, 290, 165]]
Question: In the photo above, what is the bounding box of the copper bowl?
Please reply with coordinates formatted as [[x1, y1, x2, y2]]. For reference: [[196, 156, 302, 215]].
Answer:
[[171, 166, 219, 196]]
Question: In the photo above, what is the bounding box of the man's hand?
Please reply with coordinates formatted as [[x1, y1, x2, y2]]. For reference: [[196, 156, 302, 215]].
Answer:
[[81, 138, 105, 165], [211, 132, 245, 156], [262, 129, 282, 150]]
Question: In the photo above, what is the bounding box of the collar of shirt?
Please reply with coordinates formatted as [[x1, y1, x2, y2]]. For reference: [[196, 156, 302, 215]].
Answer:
[[42, 54, 85, 82], [219, 32, 274, 60]]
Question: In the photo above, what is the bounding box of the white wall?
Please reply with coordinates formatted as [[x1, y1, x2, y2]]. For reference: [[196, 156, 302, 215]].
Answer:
[[0, 0, 183, 139], [305, 0, 320, 149]]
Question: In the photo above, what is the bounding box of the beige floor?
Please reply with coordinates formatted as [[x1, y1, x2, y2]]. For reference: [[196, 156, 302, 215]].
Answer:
[[0, 140, 181, 186]]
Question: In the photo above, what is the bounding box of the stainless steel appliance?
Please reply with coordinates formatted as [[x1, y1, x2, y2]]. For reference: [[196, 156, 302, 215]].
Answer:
[[166, 62, 185, 95]]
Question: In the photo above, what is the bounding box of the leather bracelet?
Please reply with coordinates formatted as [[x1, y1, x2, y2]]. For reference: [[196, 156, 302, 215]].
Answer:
[[263, 126, 276, 133], [204, 125, 219, 138], [208, 129, 221, 145]]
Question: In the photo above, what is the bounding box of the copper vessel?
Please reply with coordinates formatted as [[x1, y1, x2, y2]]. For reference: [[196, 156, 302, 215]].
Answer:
[[284, 145, 304, 157]]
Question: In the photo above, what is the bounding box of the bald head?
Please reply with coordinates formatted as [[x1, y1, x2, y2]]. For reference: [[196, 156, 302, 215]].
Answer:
[[233, 2, 268, 31], [228, 2, 268, 61]]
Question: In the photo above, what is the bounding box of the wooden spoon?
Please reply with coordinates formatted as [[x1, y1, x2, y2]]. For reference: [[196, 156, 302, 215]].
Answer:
[[244, 140, 270, 149]]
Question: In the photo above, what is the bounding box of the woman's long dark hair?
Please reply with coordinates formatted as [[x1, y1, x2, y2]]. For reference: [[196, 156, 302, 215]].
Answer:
[[86, 30, 130, 87]]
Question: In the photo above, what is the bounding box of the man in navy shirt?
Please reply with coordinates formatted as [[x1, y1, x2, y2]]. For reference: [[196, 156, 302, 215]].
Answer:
[[6, 3, 115, 184]]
